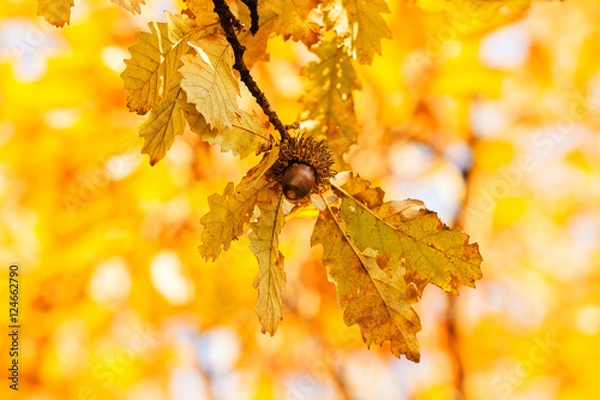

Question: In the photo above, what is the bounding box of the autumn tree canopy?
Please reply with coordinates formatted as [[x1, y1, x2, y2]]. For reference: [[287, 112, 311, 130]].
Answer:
[[1, 0, 599, 399]]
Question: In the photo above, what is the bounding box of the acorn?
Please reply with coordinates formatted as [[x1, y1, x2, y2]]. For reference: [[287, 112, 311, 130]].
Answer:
[[268, 135, 335, 201], [282, 163, 317, 200]]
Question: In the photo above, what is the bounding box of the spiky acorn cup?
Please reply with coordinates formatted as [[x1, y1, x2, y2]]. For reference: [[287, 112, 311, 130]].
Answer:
[[268, 135, 336, 201]]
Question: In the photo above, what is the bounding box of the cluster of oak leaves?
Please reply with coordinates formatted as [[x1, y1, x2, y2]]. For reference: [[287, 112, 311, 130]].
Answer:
[[37, 0, 482, 362]]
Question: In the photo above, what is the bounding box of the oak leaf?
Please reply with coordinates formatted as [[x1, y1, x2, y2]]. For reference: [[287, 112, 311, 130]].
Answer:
[[138, 84, 186, 166], [37, 0, 74, 28], [311, 173, 483, 360], [260, 0, 323, 46], [183, 101, 272, 158], [199, 150, 279, 260], [299, 32, 360, 168], [322, 0, 391, 64], [311, 203, 422, 361], [335, 175, 483, 294], [180, 34, 242, 129], [250, 186, 286, 335], [122, 13, 205, 115], [110, 0, 145, 14]]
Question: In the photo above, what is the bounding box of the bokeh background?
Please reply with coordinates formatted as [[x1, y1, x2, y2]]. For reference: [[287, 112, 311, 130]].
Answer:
[[1, 0, 600, 399]]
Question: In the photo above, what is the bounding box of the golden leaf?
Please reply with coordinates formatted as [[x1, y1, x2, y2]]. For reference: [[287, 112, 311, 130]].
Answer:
[[179, 34, 242, 129], [250, 186, 286, 335], [322, 0, 391, 64], [183, 0, 219, 22], [37, 0, 74, 28], [199, 150, 279, 260], [334, 174, 483, 294], [121, 13, 213, 115], [299, 32, 360, 169], [138, 85, 186, 166], [260, 0, 323, 46], [311, 204, 422, 361], [183, 103, 273, 158], [110, 0, 145, 14], [311, 173, 483, 360]]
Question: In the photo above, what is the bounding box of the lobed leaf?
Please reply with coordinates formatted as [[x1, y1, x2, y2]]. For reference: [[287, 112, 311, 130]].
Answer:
[[110, 0, 145, 14], [198, 150, 279, 260], [311, 173, 483, 360], [299, 32, 360, 169], [335, 174, 483, 294], [37, 0, 74, 28], [250, 186, 287, 335], [183, 102, 273, 158], [322, 0, 391, 64], [260, 0, 323, 47], [121, 13, 207, 115], [139, 84, 187, 166], [311, 204, 421, 361], [183, 0, 219, 23], [180, 34, 242, 129]]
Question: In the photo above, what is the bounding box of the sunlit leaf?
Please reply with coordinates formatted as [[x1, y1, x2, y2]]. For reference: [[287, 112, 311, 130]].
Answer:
[[37, 0, 74, 27], [138, 84, 186, 165], [180, 34, 242, 129], [311, 202, 422, 361], [199, 150, 279, 260], [183, 0, 219, 22], [183, 103, 273, 158], [334, 174, 483, 295], [110, 0, 145, 14], [260, 0, 323, 46], [299, 32, 360, 168], [122, 13, 196, 115], [322, 0, 391, 64], [250, 186, 286, 335]]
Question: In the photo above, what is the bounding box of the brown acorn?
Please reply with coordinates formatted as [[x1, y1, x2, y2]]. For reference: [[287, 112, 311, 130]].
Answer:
[[282, 163, 317, 200], [269, 135, 335, 201]]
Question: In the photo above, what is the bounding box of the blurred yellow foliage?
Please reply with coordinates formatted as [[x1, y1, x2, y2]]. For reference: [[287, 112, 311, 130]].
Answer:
[[1, 0, 600, 399]]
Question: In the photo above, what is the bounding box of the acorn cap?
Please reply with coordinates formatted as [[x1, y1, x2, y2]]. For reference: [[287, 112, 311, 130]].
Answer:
[[268, 135, 336, 195]]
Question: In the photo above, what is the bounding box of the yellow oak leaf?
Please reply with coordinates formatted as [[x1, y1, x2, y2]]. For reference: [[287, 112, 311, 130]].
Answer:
[[311, 173, 482, 360], [322, 0, 391, 64], [121, 13, 215, 115], [37, 0, 74, 28], [260, 0, 323, 46], [183, 102, 273, 158], [299, 32, 360, 169], [311, 205, 422, 361], [250, 185, 286, 335], [334, 174, 483, 295], [199, 150, 279, 260], [110, 0, 145, 14], [138, 84, 186, 166], [183, 0, 219, 22], [179, 34, 242, 129]]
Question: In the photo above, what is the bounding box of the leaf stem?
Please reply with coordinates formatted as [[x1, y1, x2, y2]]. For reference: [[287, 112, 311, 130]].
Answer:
[[212, 0, 291, 141]]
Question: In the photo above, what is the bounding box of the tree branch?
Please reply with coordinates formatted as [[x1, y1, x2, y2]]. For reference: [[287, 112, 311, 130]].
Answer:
[[212, 0, 290, 141]]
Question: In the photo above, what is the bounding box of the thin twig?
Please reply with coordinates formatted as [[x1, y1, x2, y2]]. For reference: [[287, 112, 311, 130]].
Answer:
[[212, 0, 290, 141]]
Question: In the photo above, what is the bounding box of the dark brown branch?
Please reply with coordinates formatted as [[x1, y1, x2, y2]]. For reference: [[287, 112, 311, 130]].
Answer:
[[212, 0, 290, 141], [240, 0, 259, 35]]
